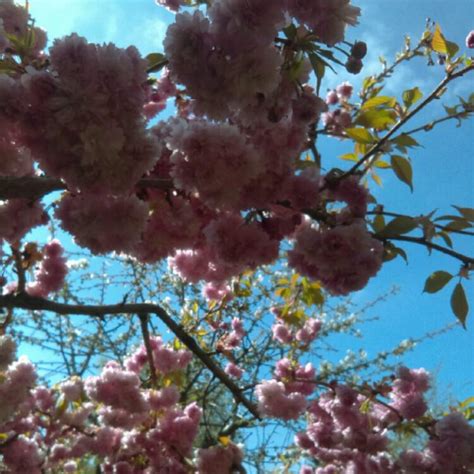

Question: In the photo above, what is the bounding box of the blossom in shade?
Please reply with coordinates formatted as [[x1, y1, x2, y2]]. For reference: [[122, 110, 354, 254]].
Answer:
[[56, 193, 149, 255], [287, 0, 361, 46], [288, 219, 383, 295], [22, 34, 157, 194], [195, 442, 244, 474], [26, 240, 68, 298], [169, 120, 261, 210]]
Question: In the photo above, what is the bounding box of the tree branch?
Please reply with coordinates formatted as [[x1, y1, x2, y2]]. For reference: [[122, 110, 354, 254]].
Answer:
[[382, 234, 474, 266], [0, 292, 261, 420], [0, 176, 173, 201], [138, 313, 158, 387]]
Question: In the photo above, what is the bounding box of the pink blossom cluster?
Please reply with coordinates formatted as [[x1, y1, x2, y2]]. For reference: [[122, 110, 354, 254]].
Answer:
[[124, 336, 192, 375], [272, 314, 322, 346], [143, 68, 177, 120], [169, 213, 280, 284], [255, 378, 308, 420], [202, 281, 233, 302], [0, 343, 36, 423], [218, 317, 246, 351], [287, 0, 360, 46], [26, 240, 68, 297], [323, 81, 354, 134], [156, 0, 187, 13], [195, 442, 244, 474], [398, 412, 474, 473], [0, 199, 48, 244], [295, 384, 394, 472], [389, 366, 430, 420], [56, 193, 149, 254], [289, 219, 384, 295], [0, 335, 210, 473], [255, 358, 317, 420], [294, 373, 474, 473], [19, 34, 158, 195], [168, 120, 262, 210]]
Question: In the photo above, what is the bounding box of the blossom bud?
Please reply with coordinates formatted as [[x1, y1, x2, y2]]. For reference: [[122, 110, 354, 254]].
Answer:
[[466, 30, 474, 48], [351, 41, 368, 59], [345, 56, 363, 74]]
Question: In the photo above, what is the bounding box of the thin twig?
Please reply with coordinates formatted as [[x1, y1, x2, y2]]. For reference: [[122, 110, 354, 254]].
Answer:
[[138, 313, 158, 386]]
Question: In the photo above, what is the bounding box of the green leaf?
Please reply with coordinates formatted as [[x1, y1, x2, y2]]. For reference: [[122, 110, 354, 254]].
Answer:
[[372, 214, 385, 233], [445, 40, 459, 58], [391, 155, 413, 191], [146, 52, 167, 73], [377, 216, 418, 238], [339, 152, 358, 162], [402, 87, 423, 108], [431, 24, 448, 55], [307, 52, 327, 93], [356, 109, 397, 130], [361, 96, 397, 110], [373, 160, 391, 169], [345, 127, 376, 144], [392, 134, 420, 148], [423, 271, 453, 293], [382, 242, 407, 262], [451, 283, 468, 327], [371, 171, 382, 186], [453, 206, 474, 222], [442, 220, 472, 232], [437, 231, 453, 248]]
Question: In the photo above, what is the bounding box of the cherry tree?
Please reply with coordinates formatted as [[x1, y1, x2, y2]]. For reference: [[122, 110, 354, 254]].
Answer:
[[0, 0, 473, 472]]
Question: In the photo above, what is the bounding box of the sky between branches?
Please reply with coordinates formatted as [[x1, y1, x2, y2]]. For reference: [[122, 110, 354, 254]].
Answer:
[[25, 0, 474, 400]]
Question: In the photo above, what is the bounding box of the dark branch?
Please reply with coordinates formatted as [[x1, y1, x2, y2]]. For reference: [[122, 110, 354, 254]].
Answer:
[[0, 176, 173, 201], [382, 234, 474, 266]]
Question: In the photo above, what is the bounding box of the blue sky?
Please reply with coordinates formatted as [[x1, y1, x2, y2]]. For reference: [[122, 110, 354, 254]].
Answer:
[[25, 0, 473, 403]]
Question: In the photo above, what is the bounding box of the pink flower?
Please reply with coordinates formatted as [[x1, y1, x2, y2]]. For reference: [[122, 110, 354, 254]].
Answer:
[[196, 442, 244, 474], [225, 362, 244, 379], [287, 0, 361, 46], [169, 120, 262, 210], [336, 81, 353, 100], [272, 323, 293, 344], [255, 379, 307, 420], [56, 193, 148, 255], [27, 240, 68, 297]]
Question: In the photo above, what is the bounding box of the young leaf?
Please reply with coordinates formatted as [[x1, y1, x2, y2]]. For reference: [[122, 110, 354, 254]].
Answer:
[[423, 271, 453, 293], [391, 155, 413, 191], [451, 283, 468, 327], [377, 216, 417, 238], [356, 109, 397, 130], [452, 206, 474, 222], [392, 134, 420, 148], [431, 24, 448, 55], [361, 96, 397, 110], [372, 214, 385, 233], [146, 52, 167, 73], [345, 127, 376, 144], [402, 87, 423, 108]]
